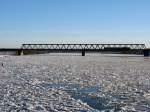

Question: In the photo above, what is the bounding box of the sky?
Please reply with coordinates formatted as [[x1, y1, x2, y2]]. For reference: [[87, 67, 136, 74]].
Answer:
[[0, 0, 150, 48]]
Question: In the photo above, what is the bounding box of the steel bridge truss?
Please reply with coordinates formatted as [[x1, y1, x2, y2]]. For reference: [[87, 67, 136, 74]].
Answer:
[[21, 44, 146, 50]]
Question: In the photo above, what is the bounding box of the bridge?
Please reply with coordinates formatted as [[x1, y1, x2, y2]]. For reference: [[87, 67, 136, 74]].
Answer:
[[0, 44, 148, 56], [19, 44, 146, 56]]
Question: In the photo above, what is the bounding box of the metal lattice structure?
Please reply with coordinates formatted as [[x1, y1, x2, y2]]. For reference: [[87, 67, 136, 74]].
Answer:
[[21, 44, 146, 50]]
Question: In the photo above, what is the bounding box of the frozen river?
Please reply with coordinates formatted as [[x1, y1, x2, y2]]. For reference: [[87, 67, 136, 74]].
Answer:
[[0, 53, 150, 112]]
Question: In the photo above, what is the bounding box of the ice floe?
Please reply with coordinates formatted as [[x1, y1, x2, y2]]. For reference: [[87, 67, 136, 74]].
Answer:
[[0, 53, 150, 111]]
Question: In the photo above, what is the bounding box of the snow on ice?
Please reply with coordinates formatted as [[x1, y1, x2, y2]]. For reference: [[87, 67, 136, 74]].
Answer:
[[0, 53, 150, 112]]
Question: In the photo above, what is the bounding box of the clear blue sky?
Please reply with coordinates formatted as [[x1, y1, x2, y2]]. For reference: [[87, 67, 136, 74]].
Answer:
[[0, 0, 150, 48]]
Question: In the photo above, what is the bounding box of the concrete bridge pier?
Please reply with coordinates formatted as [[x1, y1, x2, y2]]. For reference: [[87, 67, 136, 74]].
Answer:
[[144, 49, 150, 57], [17, 50, 24, 56], [82, 51, 85, 56]]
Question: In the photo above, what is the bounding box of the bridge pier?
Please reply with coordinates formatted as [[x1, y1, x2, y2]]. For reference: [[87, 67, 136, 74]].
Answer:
[[82, 51, 85, 56], [17, 50, 24, 56], [144, 49, 150, 57]]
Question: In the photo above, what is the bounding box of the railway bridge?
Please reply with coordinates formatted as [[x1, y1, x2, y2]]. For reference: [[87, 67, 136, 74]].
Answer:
[[0, 44, 149, 56], [19, 44, 146, 56]]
